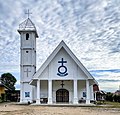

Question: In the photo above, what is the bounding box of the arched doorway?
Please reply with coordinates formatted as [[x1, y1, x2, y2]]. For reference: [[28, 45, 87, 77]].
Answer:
[[56, 89, 69, 102]]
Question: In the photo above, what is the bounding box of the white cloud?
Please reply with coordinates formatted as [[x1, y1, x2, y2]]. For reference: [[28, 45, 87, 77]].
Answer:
[[0, 0, 120, 92], [99, 81, 120, 92]]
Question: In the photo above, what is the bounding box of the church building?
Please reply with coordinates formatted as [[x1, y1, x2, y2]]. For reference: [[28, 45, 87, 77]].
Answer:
[[18, 17, 98, 105]]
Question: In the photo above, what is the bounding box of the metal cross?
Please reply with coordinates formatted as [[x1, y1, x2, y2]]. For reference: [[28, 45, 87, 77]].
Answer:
[[25, 9, 32, 18], [61, 80, 64, 88], [24, 68, 31, 77]]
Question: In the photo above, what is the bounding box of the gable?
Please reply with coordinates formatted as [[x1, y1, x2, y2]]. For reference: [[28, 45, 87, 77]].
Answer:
[[38, 47, 88, 80], [31, 41, 95, 82]]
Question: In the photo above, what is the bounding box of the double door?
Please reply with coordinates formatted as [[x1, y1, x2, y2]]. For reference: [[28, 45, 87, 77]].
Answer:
[[56, 89, 69, 102]]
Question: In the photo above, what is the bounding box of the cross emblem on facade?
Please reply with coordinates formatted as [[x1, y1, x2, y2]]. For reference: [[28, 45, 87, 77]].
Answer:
[[58, 58, 67, 66], [57, 58, 68, 77], [61, 80, 64, 88], [25, 9, 32, 18], [24, 68, 31, 77]]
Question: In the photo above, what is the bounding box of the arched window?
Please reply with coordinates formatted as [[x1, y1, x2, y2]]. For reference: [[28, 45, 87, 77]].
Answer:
[[26, 33, 29, 40]]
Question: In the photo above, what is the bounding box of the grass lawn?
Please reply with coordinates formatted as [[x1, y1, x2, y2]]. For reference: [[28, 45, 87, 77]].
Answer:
[[96, 101, 120, 108]]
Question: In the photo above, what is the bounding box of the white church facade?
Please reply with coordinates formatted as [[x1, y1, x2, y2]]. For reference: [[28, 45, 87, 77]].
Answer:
[[18, 18, 98, 105]]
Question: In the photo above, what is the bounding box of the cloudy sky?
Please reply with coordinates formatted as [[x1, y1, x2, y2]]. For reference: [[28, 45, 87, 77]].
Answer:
[[0, 0, 120, 92]]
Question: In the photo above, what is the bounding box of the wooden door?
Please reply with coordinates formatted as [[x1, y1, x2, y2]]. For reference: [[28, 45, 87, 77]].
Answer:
[[56, 89, 69, 102]]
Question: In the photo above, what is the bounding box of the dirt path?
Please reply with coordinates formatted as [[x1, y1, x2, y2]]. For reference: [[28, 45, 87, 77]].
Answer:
[[0, 103, 120, 115]]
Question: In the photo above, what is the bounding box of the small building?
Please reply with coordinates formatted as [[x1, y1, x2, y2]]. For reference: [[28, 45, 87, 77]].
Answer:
[[115, 90, 120, 95], [5, 90, 20, 102], [0, 78, 20, 102], [0, 79, 6, 101], [93, 84, 106, 101]]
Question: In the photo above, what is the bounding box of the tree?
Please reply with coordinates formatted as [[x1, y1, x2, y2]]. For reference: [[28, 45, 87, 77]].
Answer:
[[113, 95, 120, 103], [1, 73, 17, 90], [113, 95, 119, 102], [106, 92, 113, 102]]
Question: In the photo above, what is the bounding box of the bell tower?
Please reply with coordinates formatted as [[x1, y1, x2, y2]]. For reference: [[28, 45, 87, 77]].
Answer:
[[18, 16, 38, 103]]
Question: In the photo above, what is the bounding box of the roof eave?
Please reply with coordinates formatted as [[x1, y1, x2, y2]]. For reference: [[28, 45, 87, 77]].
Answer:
[[29, 78, 37, 86]]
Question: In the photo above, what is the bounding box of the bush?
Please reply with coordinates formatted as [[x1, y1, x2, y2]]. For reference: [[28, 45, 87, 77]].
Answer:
[[0, 97, 2, 102], [113, 95, 120, 103], [106, 93, 113, 102], [118, 95, 120, 103], [113, 95, 118, 102]]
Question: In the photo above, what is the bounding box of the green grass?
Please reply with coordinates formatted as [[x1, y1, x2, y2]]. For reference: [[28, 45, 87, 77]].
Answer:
[[96, 101, 120, 108], [0, 99, 2, 103]]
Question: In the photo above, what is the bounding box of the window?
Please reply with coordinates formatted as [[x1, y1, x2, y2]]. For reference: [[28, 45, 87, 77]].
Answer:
[[25, 92, 30, 97], [26, 51, 29, 53], [83, 92, 86, 97], [26, 33, 29, 40]]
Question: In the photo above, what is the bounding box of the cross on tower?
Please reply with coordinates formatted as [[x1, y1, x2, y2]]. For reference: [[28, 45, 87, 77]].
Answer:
[[24, 68, 31, 77], [61, 80, 64, 88], [25, 9, 32, 18]]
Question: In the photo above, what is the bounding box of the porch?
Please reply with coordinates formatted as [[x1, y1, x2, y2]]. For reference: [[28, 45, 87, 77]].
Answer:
[[34, 79, 95, 104]]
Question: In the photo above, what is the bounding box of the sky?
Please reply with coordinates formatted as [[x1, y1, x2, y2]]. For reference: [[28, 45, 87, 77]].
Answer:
[[0, 0, 120, 92]]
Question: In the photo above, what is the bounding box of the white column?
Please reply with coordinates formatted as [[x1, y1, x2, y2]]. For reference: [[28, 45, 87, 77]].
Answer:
[[48, 80, 52, 104], [94, 91, 97, 101], [86, 80, 90, 104], [36, 80, 40, 104], [73, 80, 78, 104], [90, 85, 94, 100]]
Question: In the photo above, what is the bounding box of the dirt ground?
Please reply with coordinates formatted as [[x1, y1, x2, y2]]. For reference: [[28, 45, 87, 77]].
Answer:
[[0, 103, 120, 115]]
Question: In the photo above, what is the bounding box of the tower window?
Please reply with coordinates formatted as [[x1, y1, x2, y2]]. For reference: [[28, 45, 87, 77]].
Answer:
[[26, 33, 29, 40], [26, 51, 29, 53]]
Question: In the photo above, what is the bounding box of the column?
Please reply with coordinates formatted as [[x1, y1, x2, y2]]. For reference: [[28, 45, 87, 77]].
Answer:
[[36, 80, 40, 104], [90, 85, 94, 100], [73, 80, 78, 104], [94, 91, 97, 101], [48, 80, 52, 104], [86, 80, 90, 104]]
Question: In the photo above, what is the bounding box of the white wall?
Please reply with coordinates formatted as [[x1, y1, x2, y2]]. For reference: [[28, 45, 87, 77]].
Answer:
[[20, 66, 36, 82], [33, 86, 37, 101], [39, 80, 88, 103], [39, 80, 74, 103], [78, 80, 86, 100], [50, 48, 77, 80], [40, 80, 48, 98], [21, 83, 33, 103], [21, 32, 36, 49], [39, 67, 49, 79], [52, 80, 73, 103], [38, 48, 88, 80]]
